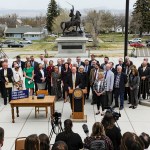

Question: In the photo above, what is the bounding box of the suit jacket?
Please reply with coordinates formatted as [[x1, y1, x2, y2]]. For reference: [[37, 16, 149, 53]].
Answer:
[[129, 74, 140, 90], [36, 69, 47, 83], [30, 61, 39, 73], [46, 65, 54, 82], [138, 66, 150, 79], [66, 73, 83, 89], [104, 70, 114, 91], [0, 68, 13, 84], [79, 72, 88, 88], [114, 72, 127, 91]]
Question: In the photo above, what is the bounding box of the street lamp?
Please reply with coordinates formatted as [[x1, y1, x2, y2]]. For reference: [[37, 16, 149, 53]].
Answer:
[[124, 0, 129, 61]]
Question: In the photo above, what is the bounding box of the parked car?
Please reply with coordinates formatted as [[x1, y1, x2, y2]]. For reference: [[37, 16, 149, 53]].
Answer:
[[130, 42, 145, 48], [0, 43, 3, 48], [19, 39, 32, 44], [146, 40, 150, 44], [2, 40, 15, 44], [8, 42, 24, 48], [128, 38, 142, 44], [147, 42, 150, 47]]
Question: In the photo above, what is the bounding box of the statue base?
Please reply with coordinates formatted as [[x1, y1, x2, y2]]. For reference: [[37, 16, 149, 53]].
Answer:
[[55, 36, 88, 58]]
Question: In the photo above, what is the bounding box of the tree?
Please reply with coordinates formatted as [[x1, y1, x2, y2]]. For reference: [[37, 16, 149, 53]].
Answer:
[[132, 0, 150, 36], [46, 0, 59, 33]]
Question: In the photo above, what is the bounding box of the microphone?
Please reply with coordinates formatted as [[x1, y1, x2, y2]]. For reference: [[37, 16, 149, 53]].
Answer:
[[82, 124, 89, 137]]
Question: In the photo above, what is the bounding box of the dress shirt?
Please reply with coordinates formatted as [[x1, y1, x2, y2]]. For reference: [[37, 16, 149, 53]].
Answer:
[[40, 69, 44, 78]]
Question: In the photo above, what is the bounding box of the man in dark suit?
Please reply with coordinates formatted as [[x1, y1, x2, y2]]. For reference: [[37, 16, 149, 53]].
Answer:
[[66, 67, 83, 109], [30, 55, 39, 93], [138, 61, 150, 99], [101, 56, 109, 71], [76, 56, 85, 68], [115, 58, 125, 73], [113, 66, 127, 110], [13, 55, 25, 70], [0, 62, 13, 105], [84, 59, 91, 99], [89, 54, 99, 66], [57, 59, 63, 73]]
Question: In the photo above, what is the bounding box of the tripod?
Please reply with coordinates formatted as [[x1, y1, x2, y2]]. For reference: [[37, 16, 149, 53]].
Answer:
[[49, 119, 63, 142]]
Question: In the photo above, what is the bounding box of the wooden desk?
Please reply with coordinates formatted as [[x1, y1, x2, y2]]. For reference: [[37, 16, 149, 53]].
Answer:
[[9, 96, 55, 123]]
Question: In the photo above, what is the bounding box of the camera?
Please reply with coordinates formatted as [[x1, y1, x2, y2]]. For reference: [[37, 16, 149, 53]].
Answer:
[[52, 112, 62, 126], [105, 107, 121, 121]]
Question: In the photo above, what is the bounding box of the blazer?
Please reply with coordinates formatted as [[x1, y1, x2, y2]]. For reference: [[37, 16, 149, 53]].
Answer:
[[66, 73, 83, 89], [104, 70, 114, 91], [138, 66, 150, 79], [79, 72, 88, 88], [30, 61, 39, 73], [36, 69, 47, 83], [129, 74, 140, 90], [114, 72, 127, 92], [0, 68, 13, 84]]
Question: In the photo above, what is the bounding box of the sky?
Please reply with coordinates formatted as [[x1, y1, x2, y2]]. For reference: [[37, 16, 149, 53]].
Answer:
[[0, 0, 137, 10]]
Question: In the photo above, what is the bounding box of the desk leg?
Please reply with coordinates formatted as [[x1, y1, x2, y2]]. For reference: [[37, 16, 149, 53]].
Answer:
[[50, 103, 55, 117], [16, 107, 19, 117], [11, 106, 15, 123]]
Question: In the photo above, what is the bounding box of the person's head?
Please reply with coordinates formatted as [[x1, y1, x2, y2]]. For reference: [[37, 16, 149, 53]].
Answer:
[[104, 57, 109, 64], [2, 62, 8, 69], [44, 58, 48, 64], [52, 141, 68, 150], [120, 132, 144, 150], [91, 122, 105, 137], [64, 63, 69, 70], [26, 56, 30, 62], [72, 62, 77, 68], [139, 132, 150, 149], [108, 62, 114, 69], [143, 57, 148, 63], [14, 64, 20, 71], [0, 127, 4, 147], [49, 60, 53, 66], [38, 63, 43, 70], [118, 58, 123, 65], [25, 61, 31, 68], [61, 58, 65, 64], [16, 55, 21, 62], [95, 63, 100, 69], [67, 58, 72, 64], [117, 66, 122, 73], [39, 134, 50, 150], [78, 65, 84, 73], [12, 61, 19, 68], [131, 65, 136, 71], [57, 59, 62, 65], [98, 72, 104, 80], [131, 69, 138, 76], [101, 111, 115, 130], [40, 54, 44, 60], [91, 54, 95, 60], [84, 59, 89, 66], [142, 61, 147, 67], [71, 67, 77, 74], [126, 60, 131, 66], [76, 56, 81, 63], [30, 55, 35, 61], [64, 119, 73, 133], [92, 60, 97, 67], [54, 66, 59, 73], [25, 134, 40, 150], [125, 56, 130, 62], [106, 64, 111, 71], [4, 58, 8, 63]]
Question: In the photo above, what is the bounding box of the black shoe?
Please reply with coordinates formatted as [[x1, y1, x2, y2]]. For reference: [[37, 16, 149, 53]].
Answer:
[[132, 106, 137, 109], [129, 105, 133, 108], [113, 105, 119, 109], [119, 106, 124, 110]]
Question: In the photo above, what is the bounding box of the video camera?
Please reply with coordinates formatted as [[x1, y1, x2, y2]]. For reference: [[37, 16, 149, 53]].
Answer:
[[105, 107, 121, 121], [52, 112, 62, 126]]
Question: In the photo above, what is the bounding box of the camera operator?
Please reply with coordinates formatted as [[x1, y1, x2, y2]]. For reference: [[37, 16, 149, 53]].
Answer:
[[139, 132, 150, 150], [84, 122, 113, 150], [101, 112, 122, 150], [55, 119, 83, 150]]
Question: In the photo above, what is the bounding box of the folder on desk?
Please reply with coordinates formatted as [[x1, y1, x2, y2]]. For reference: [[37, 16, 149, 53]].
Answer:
[[37, 94, 45, 99]]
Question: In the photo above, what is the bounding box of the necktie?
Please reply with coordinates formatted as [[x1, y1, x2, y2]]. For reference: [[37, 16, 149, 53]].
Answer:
[[105, 71, 107, 79], [94, 69, 97, 81]]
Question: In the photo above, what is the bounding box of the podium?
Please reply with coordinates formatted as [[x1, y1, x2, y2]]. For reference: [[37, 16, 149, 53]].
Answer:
[[69, 88, 87, 122]]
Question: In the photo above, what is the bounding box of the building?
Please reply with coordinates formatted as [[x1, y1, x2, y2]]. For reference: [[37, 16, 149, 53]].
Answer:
[[4, 26, 48, 40], [115, 25, 125, 33]]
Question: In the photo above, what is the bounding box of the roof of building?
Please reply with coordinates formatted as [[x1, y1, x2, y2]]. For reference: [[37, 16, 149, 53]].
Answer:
[[5, 26, 43, 34]]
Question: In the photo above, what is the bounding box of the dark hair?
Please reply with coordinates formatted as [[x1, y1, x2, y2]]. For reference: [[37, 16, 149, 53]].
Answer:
[[105, 56, 109, 60], [64, 63, 69, 70], [64, 119, 72, 134], [0, 127, 4, 143], [132, 68, 138, 76], [101, 112, 115, 130], [139, 132, 150, 149], [95, 63, 100, 68], [25, 134, 40, 150], [16, 55, 21, 59], [25, 61, 31, 68], [91, 122, 105, 137], [39, 134, 50, 150], [52, 141, 68, 150], [12, 61, 19, 66], [120, 132, 144, 150]]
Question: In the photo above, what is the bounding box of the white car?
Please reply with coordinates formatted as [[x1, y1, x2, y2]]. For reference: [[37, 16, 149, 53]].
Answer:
[[128, 38, 142, 44], [19, 40, 32, 44]]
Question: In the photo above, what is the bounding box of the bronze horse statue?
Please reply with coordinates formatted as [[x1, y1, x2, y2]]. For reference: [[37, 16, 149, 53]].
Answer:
[[60, 11, 82, 34]]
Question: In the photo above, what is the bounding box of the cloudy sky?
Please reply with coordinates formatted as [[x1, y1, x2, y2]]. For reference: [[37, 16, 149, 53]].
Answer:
[[0, 0, 137, 10]]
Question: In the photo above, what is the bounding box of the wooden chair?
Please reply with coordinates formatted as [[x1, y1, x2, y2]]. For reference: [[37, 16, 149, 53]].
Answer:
[[15, 137, 26, 150], [35, 90, 49, 118]]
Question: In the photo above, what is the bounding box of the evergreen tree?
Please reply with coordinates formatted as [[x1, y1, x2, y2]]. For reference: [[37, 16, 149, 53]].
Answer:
[[132, 0, 150, 36], [46, 0, 59, 33]]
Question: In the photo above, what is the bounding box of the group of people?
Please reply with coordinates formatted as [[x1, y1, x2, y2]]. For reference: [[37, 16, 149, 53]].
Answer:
[[1, 111, 150, 150], [0, 54, 150, 113]]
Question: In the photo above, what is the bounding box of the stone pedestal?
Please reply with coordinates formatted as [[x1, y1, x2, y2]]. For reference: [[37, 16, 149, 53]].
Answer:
[[55, 36, 88, 58]]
